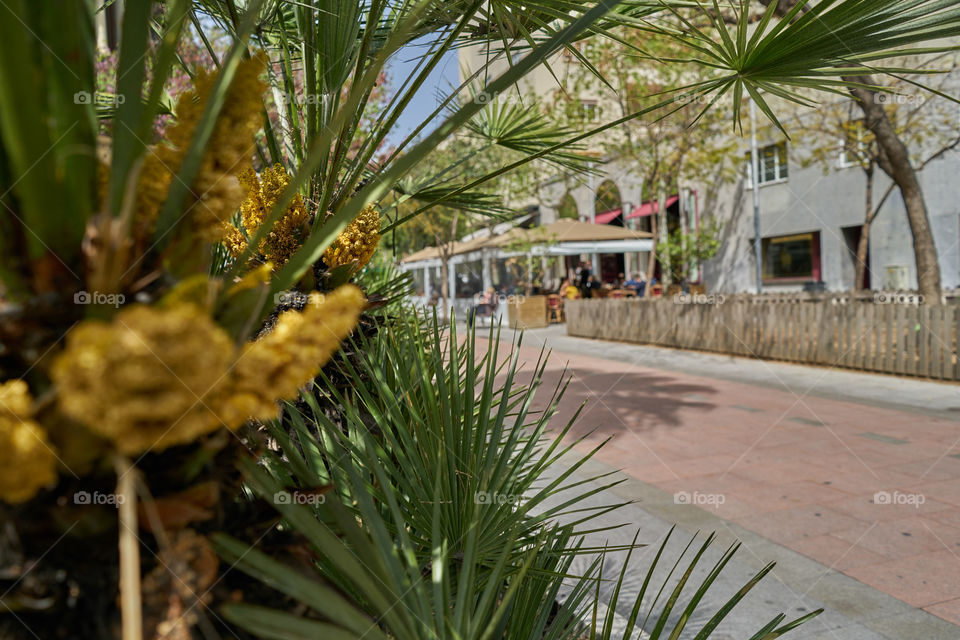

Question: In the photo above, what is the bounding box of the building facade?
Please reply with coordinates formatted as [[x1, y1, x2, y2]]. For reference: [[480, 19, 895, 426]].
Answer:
[[459, 46, 960, 294]]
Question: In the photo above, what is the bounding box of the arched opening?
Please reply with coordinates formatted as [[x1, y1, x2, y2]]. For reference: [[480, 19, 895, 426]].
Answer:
[[594, 180, 624, 283], [557, 193, 579, 220], [594, 180, 621, 224]]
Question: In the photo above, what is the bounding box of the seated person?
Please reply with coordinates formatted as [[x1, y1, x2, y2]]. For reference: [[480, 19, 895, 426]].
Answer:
[[583, 275, 601, 298], [624, 272, 646, 297], [559, 279, 580, 300], [467, 288, 497, 326]]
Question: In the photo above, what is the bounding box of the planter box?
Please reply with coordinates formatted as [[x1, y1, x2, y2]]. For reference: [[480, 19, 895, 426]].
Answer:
[[507, 295, 548, 329]]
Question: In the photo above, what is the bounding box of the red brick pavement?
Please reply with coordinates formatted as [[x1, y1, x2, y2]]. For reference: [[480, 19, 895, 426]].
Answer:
[[480, 336, 960, 624]]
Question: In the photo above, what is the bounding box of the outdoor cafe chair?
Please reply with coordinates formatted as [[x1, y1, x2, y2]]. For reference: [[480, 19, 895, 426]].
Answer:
[[546, 294, 563, 323]]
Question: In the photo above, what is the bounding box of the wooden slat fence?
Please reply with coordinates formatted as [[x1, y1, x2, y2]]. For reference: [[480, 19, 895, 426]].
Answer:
[[565, 294, 960, 381]]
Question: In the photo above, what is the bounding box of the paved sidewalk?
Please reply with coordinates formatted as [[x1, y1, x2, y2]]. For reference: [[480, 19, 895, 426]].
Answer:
[[477, 325, 960, 632], [541, 455, 960, 639]]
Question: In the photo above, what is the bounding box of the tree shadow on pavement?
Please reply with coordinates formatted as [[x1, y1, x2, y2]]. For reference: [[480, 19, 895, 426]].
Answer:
[[508, 364, 719, 438]]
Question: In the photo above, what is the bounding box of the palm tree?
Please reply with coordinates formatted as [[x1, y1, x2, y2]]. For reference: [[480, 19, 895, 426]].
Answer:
[[1, 0, 959, 637]]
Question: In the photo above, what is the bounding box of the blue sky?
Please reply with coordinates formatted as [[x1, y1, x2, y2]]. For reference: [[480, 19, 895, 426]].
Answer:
[[382, 45, 460, 149]]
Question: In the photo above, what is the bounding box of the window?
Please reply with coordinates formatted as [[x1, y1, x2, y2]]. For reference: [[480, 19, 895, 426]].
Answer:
[[746, 141, 788, 186], [579, 100, 601, 123], [762, 232, 821, 282], [838, 120, 868, 168]]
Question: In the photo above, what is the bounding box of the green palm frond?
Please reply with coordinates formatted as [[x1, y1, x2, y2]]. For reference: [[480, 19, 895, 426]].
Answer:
[[261, 0, 625, 296], [0, 0, 96, 278], [463, 95, 596, 172], [215, 311, 820, 639], [669, 0, 960, 133], [392, 175, 513, 218]]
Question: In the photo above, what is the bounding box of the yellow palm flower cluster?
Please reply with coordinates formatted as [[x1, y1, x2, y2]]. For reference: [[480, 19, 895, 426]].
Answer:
[[133, 54, 267, 240], [224, 164, 309, 266], [221, 285, 366, 425], [51, 285, 365, 456], [51, 304, 236, 456], [323, 205, 381, 270], [0, 380, 57, 503]]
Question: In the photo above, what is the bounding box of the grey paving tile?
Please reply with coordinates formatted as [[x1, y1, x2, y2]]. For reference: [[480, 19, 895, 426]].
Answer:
[[792, 571, 915, 621], [863, 609, 960, 640]]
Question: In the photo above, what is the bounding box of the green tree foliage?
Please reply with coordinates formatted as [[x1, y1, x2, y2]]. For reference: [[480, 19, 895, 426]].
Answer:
[[656, 218, 723, 284]]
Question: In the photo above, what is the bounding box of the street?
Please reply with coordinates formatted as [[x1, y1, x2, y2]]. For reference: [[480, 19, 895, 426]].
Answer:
[[479, 325, 960, 638]]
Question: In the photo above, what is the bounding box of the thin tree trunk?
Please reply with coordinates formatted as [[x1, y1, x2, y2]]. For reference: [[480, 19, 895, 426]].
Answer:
[[441, 211, 460, 321], [439, 249, 450, 322], [657, 185, 669, 287], [854, 164, 874, 291], [646, 205, 658, 290], [847, 79, 941, 299], [678, 185, 690, 286]]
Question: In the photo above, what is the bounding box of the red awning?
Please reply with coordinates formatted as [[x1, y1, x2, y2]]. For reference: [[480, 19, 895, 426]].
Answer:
[[594, 208, 622, 224], [626, 196, 679, 219]]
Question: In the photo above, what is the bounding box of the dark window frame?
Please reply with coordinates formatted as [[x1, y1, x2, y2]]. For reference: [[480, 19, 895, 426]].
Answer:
[[761, 231, 821, 283]]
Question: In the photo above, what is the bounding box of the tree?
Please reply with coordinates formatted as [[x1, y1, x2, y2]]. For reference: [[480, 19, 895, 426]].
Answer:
[[393, 193, 474, 319], [757, 0, 953, 298], [792, 63, 960, 290], [547, 27, 741, 286], [388, 94, 592, 316], [656, 218, 723, 286]]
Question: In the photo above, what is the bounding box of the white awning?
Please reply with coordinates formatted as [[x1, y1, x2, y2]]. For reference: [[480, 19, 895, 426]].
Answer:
[[401, 238, 655, 269], [401, 218, 654, 265], [535, 239, 655, 255]]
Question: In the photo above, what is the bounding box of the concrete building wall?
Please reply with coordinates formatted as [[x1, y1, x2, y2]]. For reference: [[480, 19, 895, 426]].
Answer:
[[534, 132, 960, 294], [702, 132, 960, 294], [458, 46, 960, 294], [533, 104, 960, 293]]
